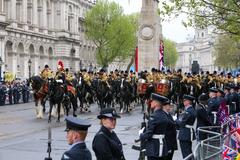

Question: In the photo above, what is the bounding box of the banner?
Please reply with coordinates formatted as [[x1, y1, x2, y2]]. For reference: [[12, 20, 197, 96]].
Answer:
[[159, 40, 164, 71], [135, 46, 138, 73]]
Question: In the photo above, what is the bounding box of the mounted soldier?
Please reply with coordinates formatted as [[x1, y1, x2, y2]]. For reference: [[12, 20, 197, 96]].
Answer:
[[55, 60, 65, 83], [40, 65, 53, 81]]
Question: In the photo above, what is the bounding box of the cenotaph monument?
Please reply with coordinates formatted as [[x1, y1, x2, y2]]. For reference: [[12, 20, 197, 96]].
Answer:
[[137, 0, 163, 71]]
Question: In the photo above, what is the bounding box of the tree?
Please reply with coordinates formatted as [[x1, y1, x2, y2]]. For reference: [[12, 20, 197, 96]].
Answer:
[[160, 0, 240, 39], [84, 0, 137, 68], [214, 35, 240, 69], [163, 38, 178, 68]]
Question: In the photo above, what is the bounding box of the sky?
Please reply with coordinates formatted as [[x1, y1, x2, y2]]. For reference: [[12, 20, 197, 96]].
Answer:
[[111, 0, 195, 43]]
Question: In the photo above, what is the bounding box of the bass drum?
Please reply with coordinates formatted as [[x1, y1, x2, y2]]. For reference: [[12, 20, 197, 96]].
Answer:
[[156, 79, 169, 96]]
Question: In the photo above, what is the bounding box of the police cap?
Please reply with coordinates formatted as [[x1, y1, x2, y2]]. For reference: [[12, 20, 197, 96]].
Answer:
[[198, 93, 209, 102], [183, 95, 195, 101], [209, 87, 218, 93], [65, 116, 91, 131], [224, 86, 231, 90], [97, 108, 121, 119], [217, 89, 224, 95], [151, 93, 169, 104]]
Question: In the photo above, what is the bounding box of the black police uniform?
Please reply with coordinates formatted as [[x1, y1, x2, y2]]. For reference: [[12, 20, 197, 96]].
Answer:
[[61, 116, 92, 160], [163, 107, 177, 160], [139, 93, 169, 160], [207, 88, 220, 125], [8, 85, 13, 104], [196, 94, 212, 141], [176, 95, 196, 159], [230, 89, 240, 113], [92, 108, 125, 160]]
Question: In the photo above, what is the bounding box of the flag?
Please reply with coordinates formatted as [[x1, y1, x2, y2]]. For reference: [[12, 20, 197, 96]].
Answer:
[[159, 40, 164, 71], [222, 145, 238, 160], [135, 46, 138, 73]]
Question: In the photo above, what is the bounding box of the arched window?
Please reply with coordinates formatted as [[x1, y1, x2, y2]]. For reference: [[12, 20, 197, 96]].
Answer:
[[202, 32, 204, 37]]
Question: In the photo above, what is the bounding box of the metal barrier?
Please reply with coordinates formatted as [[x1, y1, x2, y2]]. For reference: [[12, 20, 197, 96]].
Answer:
[[183, 126, 222, 160], [184, 114, 240, 160]]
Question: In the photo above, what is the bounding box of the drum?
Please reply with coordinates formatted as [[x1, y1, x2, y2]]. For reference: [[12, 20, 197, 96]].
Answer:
[[137, 83, 149, 95], [156, 79, 169, 96]]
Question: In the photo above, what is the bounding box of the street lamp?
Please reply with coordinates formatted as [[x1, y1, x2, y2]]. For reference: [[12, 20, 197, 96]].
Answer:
[[28, 59, 32, 78], [79, 60, 82, 70], [89, 62, 93, 72], [0, 57, 3, 81]]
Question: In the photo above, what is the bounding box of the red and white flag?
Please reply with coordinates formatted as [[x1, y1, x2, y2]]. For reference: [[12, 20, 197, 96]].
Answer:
[[159, 40, 164, 71]]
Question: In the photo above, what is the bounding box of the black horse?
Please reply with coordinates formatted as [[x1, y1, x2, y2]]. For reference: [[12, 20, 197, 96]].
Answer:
[[29, 76, 48, 119], [47, 78, 64, 123], [118, 77, 134, 113], [76, 76, 93, 112], [62, 83, 78, 117], [95, 79, 113, 110]]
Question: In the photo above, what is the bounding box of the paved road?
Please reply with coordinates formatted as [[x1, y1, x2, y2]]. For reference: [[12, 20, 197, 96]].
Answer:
[[0, 102, 186, 160]]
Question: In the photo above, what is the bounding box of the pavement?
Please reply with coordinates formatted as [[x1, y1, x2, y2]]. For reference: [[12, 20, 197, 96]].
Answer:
[[0, 102, 187, 160]]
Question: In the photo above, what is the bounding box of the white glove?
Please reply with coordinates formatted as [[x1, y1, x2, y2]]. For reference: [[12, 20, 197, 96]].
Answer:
[[172, 114, 177, 121], [138, 127, 145, 136]]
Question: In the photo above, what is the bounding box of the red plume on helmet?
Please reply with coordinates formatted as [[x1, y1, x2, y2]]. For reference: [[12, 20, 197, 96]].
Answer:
[[57, 60, 64, 70]]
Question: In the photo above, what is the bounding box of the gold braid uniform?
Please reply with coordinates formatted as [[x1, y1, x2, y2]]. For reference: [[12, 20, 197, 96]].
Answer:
[[83, 73, 91, 86], [40, 68, 53, 80]]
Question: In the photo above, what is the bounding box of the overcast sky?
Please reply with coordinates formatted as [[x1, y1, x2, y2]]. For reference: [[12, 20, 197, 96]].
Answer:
[[110, 0, 195, 43]]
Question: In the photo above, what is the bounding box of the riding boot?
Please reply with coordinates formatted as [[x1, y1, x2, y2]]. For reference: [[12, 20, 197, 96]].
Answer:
[[73, 110, 77, 117]]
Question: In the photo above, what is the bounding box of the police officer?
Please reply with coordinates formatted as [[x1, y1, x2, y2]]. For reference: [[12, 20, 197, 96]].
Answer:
[[176, 95, 196, 159], [139, 93, 169, 160], [196, 93, 212, 141], [61, 116, 92, 160], [230, 85, 240, 113], [207, 88, 220, 125], [92, 108, 125, 160], [162, 99, 177, 160]]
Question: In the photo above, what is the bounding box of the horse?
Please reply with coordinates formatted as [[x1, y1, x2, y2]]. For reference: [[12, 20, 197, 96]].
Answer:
[[76, 76, 93, 112], [28, 76, 48, 119], [119, 77, 134, 113], [95, 79, 113, 110], [47, 78, 64, 122], [62, 82, 78, 117]]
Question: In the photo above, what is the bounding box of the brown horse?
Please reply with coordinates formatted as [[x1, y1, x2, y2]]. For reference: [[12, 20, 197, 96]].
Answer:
[[29, 76, 49, 119]]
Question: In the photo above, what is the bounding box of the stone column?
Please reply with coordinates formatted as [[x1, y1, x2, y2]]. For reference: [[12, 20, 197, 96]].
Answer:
[[32, 0, 38, 31], [60, 1, 66, 31], [42, 0, 47, 33], [51, 1, 54, 30], [74, 5, 77, 33], [11, 0, 17, 27], [22, 0, 27, 30], [0, 0, 3, 13]]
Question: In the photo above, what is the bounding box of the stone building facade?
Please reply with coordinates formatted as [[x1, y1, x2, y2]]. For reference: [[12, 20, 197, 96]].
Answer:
[[175, 28, 218, 73], [0, 0, 97, 78]]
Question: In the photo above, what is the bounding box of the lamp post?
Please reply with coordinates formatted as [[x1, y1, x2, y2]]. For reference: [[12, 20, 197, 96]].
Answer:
[[0, 57, 3, 81], [89, 62, 93, 72], [28, 59, 32, 78], [79, 60, 82, 70]]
